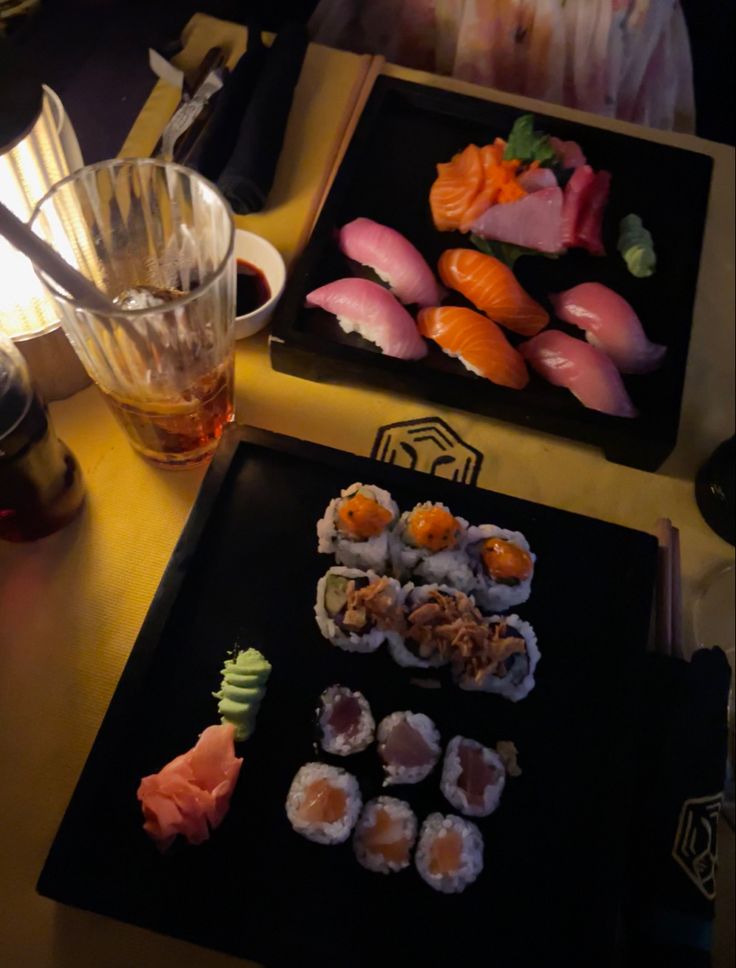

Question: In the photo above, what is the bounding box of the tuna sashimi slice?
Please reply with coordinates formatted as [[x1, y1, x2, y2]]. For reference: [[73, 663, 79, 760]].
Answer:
[[381, 720, 434, 768], [305, 278, 427, 360], [550, 283, 666, 374], [520, 330, 638, 418], [137, 723, 243, 850], [576, 171, 611, 256], [561, 165, 595, 248], [469, 187, 565, 254], [338, 218, 442, 307]]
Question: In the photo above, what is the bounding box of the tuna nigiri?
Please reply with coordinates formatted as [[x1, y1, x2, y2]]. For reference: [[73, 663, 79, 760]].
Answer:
[[438, 249, 549, 336], [338, 218, 442, 307], [418, 307, 529, 390], [550, 283, 666, 374], [470, 186, 565, 254], [520, 331, 637, 418], [306, 278, 427, 360]]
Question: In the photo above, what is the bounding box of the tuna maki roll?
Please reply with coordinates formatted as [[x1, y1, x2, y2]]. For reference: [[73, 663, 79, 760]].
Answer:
[[415, 813, 484, 893], [440, 736, 506, 817], [286, 763, 362, 845], [391, 502, 473, 589], [377, 711, 441, 786], [318, 685, 375, 756], [314, 567, 407, 653], [317, 483, 398, 572], [453, 613, 540, 702], [466, 525, 535, 611], [353, 796, 417, 874]]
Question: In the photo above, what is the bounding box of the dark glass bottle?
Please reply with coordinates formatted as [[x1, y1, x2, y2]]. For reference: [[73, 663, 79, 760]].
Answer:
[[0, 334, 85, 542], [695, 436, 735, 546]]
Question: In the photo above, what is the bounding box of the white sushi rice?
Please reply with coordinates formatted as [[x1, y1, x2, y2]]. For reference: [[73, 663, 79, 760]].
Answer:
[[318, 685, 375, 756], [377, 711, 442, 786], [415, 813, 484, 894], [314, 567, 386, 653], [387, 583, 458, 669], [457, 613, 540, 702], [285, 762, 362, 845], [391, 503, 473, 589], [466, 524, 535, 611], [440, 736, 506, 817], [353, 796, 417, 874], [316, 482, 398, 573]]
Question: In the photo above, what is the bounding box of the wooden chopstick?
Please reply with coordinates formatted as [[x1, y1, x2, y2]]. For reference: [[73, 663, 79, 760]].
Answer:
[[654, 517, 684, 658]]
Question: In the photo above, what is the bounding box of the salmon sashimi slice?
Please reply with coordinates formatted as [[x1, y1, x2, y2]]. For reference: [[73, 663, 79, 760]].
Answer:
[[362, 807, 411, 864], [428, 830, 463, 875], [429, 144, 484, 232], [418, 307, 529, 390], [296, 778, 347, 824], [438, 249, 549, 336]]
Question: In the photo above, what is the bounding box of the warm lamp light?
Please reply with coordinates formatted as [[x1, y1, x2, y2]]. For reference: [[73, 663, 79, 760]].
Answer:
[[0, 38, 89, 399]]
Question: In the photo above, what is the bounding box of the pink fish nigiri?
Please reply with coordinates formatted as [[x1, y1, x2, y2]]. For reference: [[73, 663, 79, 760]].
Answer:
[[306, 278, 427, 360], [470, 187, 565, 254], [520, 330, 638, 418], [338, 217, 442, 307], [550, 283, 666, 374]]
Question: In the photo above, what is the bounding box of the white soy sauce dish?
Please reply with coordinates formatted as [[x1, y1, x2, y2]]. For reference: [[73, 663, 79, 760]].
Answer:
[[233, 229, 286, 339]]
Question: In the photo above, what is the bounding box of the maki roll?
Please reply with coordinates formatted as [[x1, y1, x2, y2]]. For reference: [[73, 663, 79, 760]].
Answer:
[[389, 584, 485, 669], [286, 763, 362, 845], [314, 567, 406, 653], [415, 813, 484, 894], [453, 613, 540, 702], [440, 736, 506, 817], [353, 796, 417, 874], [317, 483, 398, 572], [377, 711, 441, 785], [466, 525, 535, 611], [318, 685, 375, 756], [391, 502, 473, 589]]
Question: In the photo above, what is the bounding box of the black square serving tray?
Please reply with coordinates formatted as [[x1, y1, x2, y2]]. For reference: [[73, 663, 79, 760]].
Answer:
[[38, 426, 658, 968], [269, 76, 712, 471]]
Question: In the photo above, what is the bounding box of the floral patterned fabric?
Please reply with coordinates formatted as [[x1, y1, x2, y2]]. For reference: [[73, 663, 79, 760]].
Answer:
[[309, 0, 695, 131]]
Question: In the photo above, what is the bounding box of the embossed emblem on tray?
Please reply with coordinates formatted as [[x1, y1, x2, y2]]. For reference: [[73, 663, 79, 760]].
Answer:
[[671, 793, 722, 900], [371, 417, 483, 485]]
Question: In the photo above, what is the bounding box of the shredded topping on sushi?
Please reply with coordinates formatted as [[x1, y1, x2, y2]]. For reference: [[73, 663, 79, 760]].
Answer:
[[455, 621, 526, 685], [406, 506, 460, 551], [496, 740, 522, 777], [338, 492, 393, 539], [406, 589, 486, 662], [343, 576, 405, 633], [481, 538, 533, 583]]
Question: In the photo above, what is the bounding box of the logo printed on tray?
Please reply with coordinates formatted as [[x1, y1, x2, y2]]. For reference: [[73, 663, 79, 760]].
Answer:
[[371, 417, 483, 485], [671, 793, 722, 900]]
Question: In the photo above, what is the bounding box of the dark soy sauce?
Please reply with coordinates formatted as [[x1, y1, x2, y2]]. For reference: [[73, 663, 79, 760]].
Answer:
[[236, 259, 271, 316]]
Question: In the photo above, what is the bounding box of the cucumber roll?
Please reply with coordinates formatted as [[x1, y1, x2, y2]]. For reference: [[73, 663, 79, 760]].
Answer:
[[316, 482, 398, 572], [314, 567, 407, 653], [391, 502, 473, 590], [466, 525, 535, 611], [453, 613, 540, 702]]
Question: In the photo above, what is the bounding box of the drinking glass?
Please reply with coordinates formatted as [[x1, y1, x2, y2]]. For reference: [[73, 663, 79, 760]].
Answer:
[[29, 159, 236, 467]]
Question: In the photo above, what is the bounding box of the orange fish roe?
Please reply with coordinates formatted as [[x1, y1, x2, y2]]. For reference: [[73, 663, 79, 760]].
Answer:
[[428, 829, 463, 875], [337, 493, 393, 539], [296, 779, 347, 824], [406, 506, 460, 551], [481, 539, 533, 582]]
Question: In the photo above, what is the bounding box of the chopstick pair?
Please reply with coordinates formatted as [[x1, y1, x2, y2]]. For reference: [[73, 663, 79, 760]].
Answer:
[[654, 517, 684, 658]]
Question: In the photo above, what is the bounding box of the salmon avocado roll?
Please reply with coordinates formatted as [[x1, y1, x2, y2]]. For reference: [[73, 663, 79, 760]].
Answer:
[[314, 567, 407, 653], [317, 483, 398, 573]]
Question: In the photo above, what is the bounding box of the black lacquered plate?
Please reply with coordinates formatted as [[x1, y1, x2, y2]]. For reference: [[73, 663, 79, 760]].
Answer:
[[38, 426, 657, 967], [270, 76, 712, 471]]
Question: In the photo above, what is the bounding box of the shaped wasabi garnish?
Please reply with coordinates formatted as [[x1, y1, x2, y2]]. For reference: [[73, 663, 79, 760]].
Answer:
[[213, 647, 271, 742], [618, 214, 656, 278]]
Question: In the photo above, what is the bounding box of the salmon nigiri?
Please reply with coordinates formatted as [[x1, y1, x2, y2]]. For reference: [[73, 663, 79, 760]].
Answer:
[[438, 249, 548, 336], [429, 144, 484, 232], [418, 307, 529, 390]]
